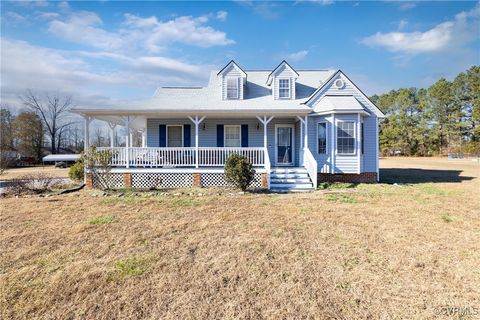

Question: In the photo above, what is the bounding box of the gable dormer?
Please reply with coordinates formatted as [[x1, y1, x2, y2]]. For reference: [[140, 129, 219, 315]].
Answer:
[[217, 60, 247, 100], [266, 60, 299, 100]]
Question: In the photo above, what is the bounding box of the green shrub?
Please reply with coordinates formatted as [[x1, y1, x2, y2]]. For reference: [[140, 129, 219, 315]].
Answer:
[[224, 153, 256, 191], [68, 160, 84, 182]]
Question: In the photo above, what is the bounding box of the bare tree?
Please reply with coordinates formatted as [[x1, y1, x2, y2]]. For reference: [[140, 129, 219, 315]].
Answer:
[[21, 90, 73, 154]]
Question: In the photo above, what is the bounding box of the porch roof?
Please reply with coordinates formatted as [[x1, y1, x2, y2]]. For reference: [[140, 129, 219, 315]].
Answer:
[[313, 95, 370, 116]]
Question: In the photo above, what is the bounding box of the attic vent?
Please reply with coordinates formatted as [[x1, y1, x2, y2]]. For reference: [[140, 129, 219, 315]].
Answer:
[[334, 79, 345, 89]]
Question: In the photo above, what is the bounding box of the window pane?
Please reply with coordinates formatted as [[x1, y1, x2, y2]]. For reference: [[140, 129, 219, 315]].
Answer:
[[227, 78, 238, 99], [225, 126, 241, 147], [167, 126, 183, 147], [279, 79, 290, 98], [318, 123, 326, 154], [337, 122, 355, 154]]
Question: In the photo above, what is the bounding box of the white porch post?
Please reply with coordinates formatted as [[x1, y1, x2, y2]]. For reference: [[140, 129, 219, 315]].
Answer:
[[141, 130, 146, 147], [189, 116, 206, 168], [357, 114, 361, 174], [296, 115, 308, 166], [256, 115, 274, 169], [331, 114, 335, 174], [124, 116, 130, 168], [84, 115, 91, 152], [108, 123, 116, 148], [129, 131, 133, 148]]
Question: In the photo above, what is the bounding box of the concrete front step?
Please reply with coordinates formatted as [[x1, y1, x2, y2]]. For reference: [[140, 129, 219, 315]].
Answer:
[[271, 168, 308, 174], [270, 178, 312, 184], [270, 183, 314, 189], [271, 173, 310, 179]]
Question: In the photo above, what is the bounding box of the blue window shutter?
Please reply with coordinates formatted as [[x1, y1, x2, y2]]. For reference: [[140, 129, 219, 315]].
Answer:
[[159, 125, 166, 147], [241, 124, 248, 147], [217, 125, 224, 147], [183, 125, 191, 147]]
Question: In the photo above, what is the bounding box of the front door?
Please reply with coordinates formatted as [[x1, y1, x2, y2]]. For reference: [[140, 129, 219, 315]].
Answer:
[[276, 125, 294, 166]]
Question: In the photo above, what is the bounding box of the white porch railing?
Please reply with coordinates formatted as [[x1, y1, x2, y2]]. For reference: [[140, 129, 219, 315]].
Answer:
[[304, 148, 317, 188], [198, 147, 264, 166], [96, 147, 265, 167]]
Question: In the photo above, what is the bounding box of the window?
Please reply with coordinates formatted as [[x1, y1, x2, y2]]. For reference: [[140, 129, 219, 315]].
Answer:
[[361, 122, 364, 154], [226, 78, 239, 99], [337, 121, 355, 154], [278, 78, 290, 99], [317, 122, 327, 154], [224, 125, 241, 147], [167, 125, 183, 147]]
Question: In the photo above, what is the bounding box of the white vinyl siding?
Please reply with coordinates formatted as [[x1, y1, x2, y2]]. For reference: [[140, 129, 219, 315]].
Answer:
[[224, 125, 241, 147], [273, 64, 296, 100], [221, 64, 244, 100], [278, 79, 290, 99], [167, 125, 183, 147], [317, 122, 327, 154], [226, 78, 239, 99], [337, 121, 355, 155]]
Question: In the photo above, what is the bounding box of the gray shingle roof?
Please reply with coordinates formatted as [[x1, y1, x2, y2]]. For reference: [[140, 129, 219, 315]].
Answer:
[[72, 69, 337, 114]]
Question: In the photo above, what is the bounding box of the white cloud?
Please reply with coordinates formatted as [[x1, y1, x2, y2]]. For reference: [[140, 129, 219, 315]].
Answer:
[[216, 11, 228, 21], [361, 5, 479, 54], [36, 11, 60, 20], [235, 1, 281, 19], [286, 50, 309, 62], [13, 0, 49, 8], [399, 2, 416, 10], [295, 0, 334, 6], [123, 14, 235, 51], [0, 37, 215, 110], [4, 11, 28, 25], [47, 8, 234, 54], [398, 19, 408, 30]]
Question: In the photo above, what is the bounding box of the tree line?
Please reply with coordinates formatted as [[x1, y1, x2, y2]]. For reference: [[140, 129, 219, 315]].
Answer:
[[370, 66, 479, 156]]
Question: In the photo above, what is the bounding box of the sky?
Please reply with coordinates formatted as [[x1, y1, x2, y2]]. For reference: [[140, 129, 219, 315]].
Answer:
[[1, 0, 479, 111]]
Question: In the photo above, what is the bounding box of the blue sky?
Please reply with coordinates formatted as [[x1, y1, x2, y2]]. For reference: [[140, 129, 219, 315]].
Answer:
[[1, 0, 479, 109]]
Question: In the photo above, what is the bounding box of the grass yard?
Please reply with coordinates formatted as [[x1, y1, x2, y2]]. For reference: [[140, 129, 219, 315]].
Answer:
[[0, 165, 69, 180], [1, 158, 479, 319]]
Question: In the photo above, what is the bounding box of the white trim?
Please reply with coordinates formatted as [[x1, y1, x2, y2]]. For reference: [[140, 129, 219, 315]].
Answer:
[[312, 110, 370, 116], [376, 116, 380, 182], [109, 167, 267, 174], [336, 120, 356, 156], [166, 125, 184, 147], [317, 121, 328, 155], [274, 124, 295, 166], [357, 114, 361, 174], [331, 114, 335, 173], [224, 124, 241, 147]]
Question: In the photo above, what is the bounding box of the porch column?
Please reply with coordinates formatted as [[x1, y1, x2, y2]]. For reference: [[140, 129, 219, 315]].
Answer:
[[296, 115, 309, 166], [188, 116, 206, 168], [129, 131, 133, 148], [141, 130, 146, 147], [84, 115, 91, 152], [108, 123, 116, 148], [256, 115, 274, 169]]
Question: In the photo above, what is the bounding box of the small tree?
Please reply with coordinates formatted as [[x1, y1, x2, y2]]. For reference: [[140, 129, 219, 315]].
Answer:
[[81, 146, 115, 190], [224, 153, 255, 191], [68, 160, 84, 182]]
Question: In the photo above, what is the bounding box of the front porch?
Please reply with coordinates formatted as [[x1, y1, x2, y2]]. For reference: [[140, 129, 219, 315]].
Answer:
[[82, 112, 318, 190]]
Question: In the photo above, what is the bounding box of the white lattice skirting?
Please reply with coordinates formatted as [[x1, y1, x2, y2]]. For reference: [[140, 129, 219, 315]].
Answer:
[[92, 173, 124, 189], [132, 173, 193, 188], [90, 172, 263, 189], [201, 172, 262, 188]]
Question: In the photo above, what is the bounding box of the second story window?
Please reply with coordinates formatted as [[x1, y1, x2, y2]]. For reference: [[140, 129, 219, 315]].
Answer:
[[226, 78, 239, 99], [279, 79, 290, 99]]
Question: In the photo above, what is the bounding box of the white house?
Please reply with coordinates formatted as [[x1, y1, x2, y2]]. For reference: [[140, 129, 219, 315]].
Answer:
[[71, 60, 385, 191]]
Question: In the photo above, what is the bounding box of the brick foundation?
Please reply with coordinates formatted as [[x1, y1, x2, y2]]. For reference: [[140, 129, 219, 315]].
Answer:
[[261, 172, 268, 189], [318, 172, 377, 183], [123, 173, 132, 188], [193, 172, 201, 187], [85, 173, 93, 189]]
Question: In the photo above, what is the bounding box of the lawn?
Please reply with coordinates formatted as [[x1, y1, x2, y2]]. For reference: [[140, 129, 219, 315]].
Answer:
[[1, 158, 479, 319]]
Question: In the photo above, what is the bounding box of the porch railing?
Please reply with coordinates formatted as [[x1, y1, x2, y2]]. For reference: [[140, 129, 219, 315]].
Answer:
[[304, 148, 317, 188], [96, 147, 265, 168]]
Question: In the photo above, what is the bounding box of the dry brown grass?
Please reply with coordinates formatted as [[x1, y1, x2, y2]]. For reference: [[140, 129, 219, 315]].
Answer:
[[0, 166, 69, 181], [1, 158, 479, 319]]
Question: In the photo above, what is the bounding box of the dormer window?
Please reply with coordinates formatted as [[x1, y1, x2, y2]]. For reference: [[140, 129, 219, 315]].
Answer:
[[226, 77, 239, 100], [279, 79, 290, 99]]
